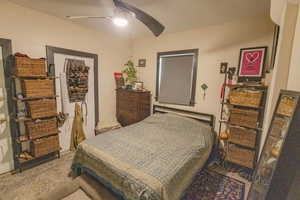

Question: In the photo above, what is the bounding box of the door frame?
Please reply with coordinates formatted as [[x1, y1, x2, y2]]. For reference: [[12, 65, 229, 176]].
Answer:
[[46, 46, 100, 126], [0, 38, 16, 172]]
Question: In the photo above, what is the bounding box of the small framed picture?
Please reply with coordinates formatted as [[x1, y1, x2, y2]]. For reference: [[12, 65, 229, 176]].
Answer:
[[220, 62, 228, 74], [138, 59, 146, 67], [134, 81, 144, 91], [237, 46, 268, 83]]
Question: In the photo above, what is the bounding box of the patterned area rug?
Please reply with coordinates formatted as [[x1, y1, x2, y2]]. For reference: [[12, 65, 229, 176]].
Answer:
[[182, 169, 245, 200]]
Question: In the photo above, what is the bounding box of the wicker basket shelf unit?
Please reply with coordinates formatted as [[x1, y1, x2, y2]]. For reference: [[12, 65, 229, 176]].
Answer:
[[219, 84, 268, 170], [9, 56, 60, 173], [248, 90, 300, 200]]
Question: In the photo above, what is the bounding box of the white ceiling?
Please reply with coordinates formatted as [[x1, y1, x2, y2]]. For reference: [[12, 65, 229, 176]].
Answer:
[[8, 0, 271, 38]]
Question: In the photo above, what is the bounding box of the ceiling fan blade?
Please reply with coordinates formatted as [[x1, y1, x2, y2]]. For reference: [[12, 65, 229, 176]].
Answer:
[[113, 0, 165, 37], [66, 16, 110, 19]]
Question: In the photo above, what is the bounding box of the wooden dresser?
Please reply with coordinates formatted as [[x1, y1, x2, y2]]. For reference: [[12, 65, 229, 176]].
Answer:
[[116, 89, 151, 126]]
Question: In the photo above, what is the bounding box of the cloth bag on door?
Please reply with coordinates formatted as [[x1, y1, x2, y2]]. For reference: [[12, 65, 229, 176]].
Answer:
[[70, 103, 86, 151]]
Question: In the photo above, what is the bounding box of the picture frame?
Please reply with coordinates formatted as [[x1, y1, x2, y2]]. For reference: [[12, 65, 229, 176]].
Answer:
[[134, 81, 144, 91], [270, 25, 280, 70], [138, 59, 146, 67], [220, 62, 228, 74], [237, 46, 268, 83]]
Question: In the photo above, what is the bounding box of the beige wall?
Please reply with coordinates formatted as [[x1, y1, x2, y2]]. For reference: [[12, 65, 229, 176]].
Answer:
[[0, 1, 131, 128], [271, 0, 286, 25], [288, 4, 300, 90], [132, 16, 274, 131], [262, 3, 299, 153]]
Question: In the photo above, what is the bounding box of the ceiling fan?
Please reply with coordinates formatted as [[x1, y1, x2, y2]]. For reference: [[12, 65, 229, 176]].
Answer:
[[66, 0, 165, 37]]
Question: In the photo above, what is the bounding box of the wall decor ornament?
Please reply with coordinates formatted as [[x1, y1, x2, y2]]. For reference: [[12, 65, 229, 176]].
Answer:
[[227, 67, 236, 85], [201, 83, 208, 100], [65, 59, 89, 103], [237, 46, 268, 83]]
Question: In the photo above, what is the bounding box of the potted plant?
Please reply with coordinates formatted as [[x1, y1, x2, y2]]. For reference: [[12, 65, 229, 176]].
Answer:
[[122, 60, 137, 89]]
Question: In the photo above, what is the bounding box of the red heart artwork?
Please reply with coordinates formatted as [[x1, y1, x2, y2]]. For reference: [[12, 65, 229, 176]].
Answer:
[[239, 49, 265, 76], [245, 52, 260, 63]]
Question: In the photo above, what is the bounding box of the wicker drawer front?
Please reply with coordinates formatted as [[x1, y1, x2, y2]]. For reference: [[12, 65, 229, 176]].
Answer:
[[227, 145, 255, 169], [229, 126, 257, 148], [22, 79, 54, 98], [30, 135, 60, 157], [229, 89, 263, 108], [229, 109, 259, 128], [270, 117, 286, 138], [15, 57, 46, 77], [27, 99, 57, 119], [277, 96, 297, 116], [25, 118, 58, 139]]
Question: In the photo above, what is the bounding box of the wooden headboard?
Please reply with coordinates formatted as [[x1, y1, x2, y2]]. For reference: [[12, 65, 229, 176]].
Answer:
[[153, 105, 215, 128]]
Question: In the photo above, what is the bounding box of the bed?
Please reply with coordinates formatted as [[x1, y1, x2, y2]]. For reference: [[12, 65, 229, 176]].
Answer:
[[72, 105, 215, 200]]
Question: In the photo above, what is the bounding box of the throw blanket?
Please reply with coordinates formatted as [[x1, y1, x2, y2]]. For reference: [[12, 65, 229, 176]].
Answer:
[[72, 113, 213, 200]]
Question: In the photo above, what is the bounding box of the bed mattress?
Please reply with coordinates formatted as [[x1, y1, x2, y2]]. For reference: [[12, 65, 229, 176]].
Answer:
[[72, 113, 214, 200]]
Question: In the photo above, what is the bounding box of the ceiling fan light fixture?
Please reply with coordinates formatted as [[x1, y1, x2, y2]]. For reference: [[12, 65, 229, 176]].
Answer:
[[112, 17, 128, 27]]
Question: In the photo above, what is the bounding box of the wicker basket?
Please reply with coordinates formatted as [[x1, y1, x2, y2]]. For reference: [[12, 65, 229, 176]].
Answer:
[[270, 117, 286, 138], [25, 118, 58, 139], [30, 135, 60, 157], [277, 96, 297, 116], [228, 126, 257, 148], [14, 57, 46, 77], [27, 99, 57, 119], [227, 144, 255, 168], [22, 79, 54, 98], [229, 108, 259, 128], [229, 89, 263, 108]]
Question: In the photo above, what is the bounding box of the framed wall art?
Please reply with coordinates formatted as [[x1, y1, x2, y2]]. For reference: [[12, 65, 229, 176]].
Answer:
[[270, 25, 280, 70], [237, 46, 268, 83]]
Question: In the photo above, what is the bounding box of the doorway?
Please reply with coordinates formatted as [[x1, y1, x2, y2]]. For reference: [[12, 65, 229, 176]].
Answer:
[[46, 46, 99, 152], [0, 39, 14, 174]]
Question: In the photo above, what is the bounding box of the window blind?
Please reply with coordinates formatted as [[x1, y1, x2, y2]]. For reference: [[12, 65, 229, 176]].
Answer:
[[158, 54, 195, 105]]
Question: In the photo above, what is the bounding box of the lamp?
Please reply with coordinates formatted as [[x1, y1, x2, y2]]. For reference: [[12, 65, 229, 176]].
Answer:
[[112, 8, 129, 27], [113, 17, 128, 27]]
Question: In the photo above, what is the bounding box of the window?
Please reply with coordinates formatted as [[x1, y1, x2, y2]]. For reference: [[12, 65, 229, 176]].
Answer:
[[156, 49, 198, 106]]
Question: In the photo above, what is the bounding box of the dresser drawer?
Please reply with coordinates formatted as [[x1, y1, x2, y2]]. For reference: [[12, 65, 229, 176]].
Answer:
[[118, 90, 138, 98], [118, 103, 137, 112], [117, 111, 138, 126]]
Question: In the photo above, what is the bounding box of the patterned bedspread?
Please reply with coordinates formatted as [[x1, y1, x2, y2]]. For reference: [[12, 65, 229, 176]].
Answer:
[[72, 113, 214, 200]]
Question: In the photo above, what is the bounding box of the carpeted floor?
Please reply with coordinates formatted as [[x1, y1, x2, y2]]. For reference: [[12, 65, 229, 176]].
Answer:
[[0, 152, 251, 200], [0, 153, 75, 200]]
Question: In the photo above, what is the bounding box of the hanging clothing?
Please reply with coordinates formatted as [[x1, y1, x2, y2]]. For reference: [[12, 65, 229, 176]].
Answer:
[[70, 103, 86, 151]]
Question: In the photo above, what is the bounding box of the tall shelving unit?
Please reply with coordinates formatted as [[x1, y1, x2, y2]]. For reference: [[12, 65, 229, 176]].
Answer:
[[218, 84, 268, 171], [8, 56, 60, 172], [248, 90, 300, 200]]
